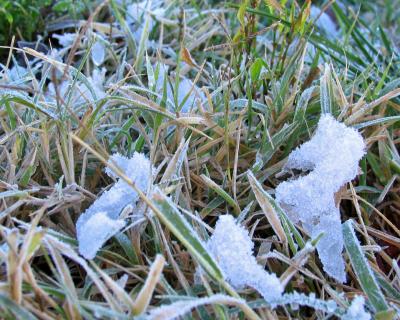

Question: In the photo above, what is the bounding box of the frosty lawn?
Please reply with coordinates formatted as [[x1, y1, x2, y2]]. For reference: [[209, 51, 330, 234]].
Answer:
[[0, 0, 399, 319]]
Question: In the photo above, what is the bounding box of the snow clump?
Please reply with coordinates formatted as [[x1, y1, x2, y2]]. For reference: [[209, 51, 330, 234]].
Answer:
[[275, 114, 365, 282], [206, 215, 283, 301], [76, 152, 152, 259]]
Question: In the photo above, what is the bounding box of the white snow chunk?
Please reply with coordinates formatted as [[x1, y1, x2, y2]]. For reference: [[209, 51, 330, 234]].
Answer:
[[76, 152, 152, 259], [206, 215, 283, 301], [342, 296, 371, 320], [104, 153, 131, 179], [275, 114, 366, 282]]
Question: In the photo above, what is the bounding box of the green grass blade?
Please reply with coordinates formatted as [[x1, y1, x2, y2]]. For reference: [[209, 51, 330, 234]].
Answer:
[[320, 64, 335, 114], [200, 174, 241, 216], [151, 189, 223, 281], [342, 220, 391, 314]]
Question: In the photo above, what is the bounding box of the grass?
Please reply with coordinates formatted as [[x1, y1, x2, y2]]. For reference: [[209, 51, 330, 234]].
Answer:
[[0, 0, 399, 319]]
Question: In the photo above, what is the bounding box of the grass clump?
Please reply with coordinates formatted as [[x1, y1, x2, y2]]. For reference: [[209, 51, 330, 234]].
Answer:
[[0, 0, 399, 319]]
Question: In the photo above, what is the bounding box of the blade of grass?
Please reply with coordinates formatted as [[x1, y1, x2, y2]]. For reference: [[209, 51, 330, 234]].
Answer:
[[151, 189, 223, 282], [200, 174, 241, 216], [342, 220, 393, 317], [247, 171, 287, 247], [132, 254, 165, 315]]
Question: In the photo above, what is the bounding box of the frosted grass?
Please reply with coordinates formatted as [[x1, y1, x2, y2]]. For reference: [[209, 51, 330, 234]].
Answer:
[[155, 63, 205, 113]]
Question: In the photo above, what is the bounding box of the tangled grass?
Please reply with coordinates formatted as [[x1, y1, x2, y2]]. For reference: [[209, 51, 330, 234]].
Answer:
[[0, 0, 399, 319]]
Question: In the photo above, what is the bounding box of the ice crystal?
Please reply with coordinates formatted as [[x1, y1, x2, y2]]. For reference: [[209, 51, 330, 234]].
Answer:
[[206, 215, 283, 301], [76, 152, 152, 259], [275, 114, 366, 282], [342, 296, 371, 320]]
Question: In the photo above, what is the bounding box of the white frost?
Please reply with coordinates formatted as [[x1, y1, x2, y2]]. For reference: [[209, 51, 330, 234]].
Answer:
[[76, 152, 152, 259], [1, 64, 28, 83], [342, 296, 371, 320], [87, 68, 107, 99], [275, 114, 366, 282], [206, 215, 283, 301]]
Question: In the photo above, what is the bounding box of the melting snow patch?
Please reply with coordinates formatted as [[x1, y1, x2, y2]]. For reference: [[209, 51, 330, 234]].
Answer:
[[76, 152, 152, 259], [206, 215, 283, 301], [276, 114, 366, 282]]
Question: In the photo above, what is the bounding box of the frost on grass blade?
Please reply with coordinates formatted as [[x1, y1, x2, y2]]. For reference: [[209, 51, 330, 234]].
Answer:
[[269, 292, 339, 314], [126, 1, 165, 43], [343, 220, 391, 314], [91, 40, 106, 67], [46, 68, 106, 106], [206, 215, 283, 301], [76, 152, 152, 259], [275, 114, 366, 282], [155, 63, 205, 113], [147, 294, 246, 320], [6, 64, 28, 82]]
